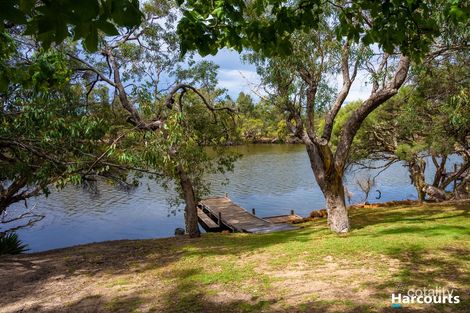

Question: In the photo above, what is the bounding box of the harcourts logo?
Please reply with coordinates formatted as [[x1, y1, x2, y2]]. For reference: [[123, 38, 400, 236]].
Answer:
[[391, 287, 460, 308]]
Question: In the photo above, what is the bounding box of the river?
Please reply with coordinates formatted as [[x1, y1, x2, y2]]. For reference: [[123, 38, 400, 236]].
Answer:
[[7, 144, 458, 252]]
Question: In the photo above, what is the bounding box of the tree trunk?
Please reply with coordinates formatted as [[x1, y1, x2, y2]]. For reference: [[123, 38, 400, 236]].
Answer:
[[0, 176, 32, 216], [422, 185, 447, 201], [408, 158, 427, 202], [177, 167, 201, 238], [431, 155, 447, 187], [306, 143, 350, 233], [285, 55, 409, 234], [453, 172, 470, 200], [323, 180, 350, 233]]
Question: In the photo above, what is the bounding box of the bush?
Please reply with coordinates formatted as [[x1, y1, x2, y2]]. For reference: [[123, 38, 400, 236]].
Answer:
[[0, 233, 29, 255]]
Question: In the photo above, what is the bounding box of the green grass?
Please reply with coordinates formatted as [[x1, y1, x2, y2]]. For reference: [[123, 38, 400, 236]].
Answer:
[[5, 201, 470, 313], [107, 277, 131, 287], [154, 202, 470, 312], [177, 204, 468, 271], [105, 296, 142, 312]]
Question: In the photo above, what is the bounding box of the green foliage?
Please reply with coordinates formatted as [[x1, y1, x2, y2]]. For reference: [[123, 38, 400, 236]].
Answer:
[[1, 0, 143, 51], [243, 19, 369, 149], [349, 50, 470, 167], [0, 30, 133, 213], [2, 0, 468, 57], [119, 104, 239, 204], [0, 233, 29, 254], [0, 32, 16, 91], [447, 89, 470, 137], [336, 0, 440, 57], [276, 120, 289, 142], [47, 3, 241, 210], [177, 0, 468, 59], [329, 101, 362, 153], [0, 33, 71, 92], [239, 118, 264, 140], [395, 143, 429, 162], [231, 93, 287, 143], [235, 92, 255, 115]]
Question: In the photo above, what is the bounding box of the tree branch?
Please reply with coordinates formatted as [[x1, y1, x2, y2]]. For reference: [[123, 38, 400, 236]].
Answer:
[[165, 83, 236, 114], [67, 53, 117, 87], [322, 42, 361, 141], [334, 55, 411, 173]]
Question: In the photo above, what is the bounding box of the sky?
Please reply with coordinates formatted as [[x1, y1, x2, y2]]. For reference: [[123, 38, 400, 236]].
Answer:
[[198, 49, 373, 103]]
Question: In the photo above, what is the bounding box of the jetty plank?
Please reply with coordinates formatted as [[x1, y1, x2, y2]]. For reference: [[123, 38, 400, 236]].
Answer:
[[263, 214, 303, 224], [199, 196, 298, 233], [197, 207, 219, 230]]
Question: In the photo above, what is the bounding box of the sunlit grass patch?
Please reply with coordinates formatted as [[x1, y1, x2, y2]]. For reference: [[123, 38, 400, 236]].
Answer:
[[107, 277, 131, 288], [2, 201, 469, 313]]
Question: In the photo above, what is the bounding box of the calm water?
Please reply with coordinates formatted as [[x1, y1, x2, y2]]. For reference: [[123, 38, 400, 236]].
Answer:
[[8, 144, 458, 252]]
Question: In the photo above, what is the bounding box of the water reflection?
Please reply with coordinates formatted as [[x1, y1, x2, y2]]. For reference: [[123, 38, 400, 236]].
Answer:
[[11, 144, 459, 252]]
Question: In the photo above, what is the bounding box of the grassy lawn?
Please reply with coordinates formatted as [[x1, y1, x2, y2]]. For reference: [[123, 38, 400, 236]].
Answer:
[[1, 201, 469, 313]]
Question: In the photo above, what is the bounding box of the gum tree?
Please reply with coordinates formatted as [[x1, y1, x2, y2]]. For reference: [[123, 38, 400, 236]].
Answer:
[[349, 52, 470, 202], [3, 1, 468, 234], [2, 1, 238, 237], [246, 20, 410, 232], [0, 32, 136, 233], [66, 1, 238, 237], [176, 0, 469, 233]]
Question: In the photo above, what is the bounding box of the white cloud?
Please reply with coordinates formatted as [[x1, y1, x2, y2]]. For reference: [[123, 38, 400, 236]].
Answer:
[[217, 69, 264, 99], [195, 49, 266, 99], [344, 71, 372, 102], [215, 68, 373, 103], [200, 48, 374, 103]]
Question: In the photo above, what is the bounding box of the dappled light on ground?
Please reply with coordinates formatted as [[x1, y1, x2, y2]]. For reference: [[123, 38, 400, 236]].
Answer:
[[1, 202, 469, 313]]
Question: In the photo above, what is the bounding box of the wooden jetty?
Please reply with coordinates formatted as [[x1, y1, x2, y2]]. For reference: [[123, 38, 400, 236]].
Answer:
[[263, 213, 303, 224], [197, 196, 299, 233]]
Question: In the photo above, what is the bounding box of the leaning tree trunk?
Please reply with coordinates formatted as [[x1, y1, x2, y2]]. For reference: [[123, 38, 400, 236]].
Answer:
[[423, 185, 447, 201], [306, 143, 350, 233], [177, 167, 201, 238], [431, 155, 447, 187], [408, 157, 450, 201]]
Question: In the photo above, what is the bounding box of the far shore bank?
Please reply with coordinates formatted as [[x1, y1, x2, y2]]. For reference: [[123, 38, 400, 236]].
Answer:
[[227, 136, 303, 145]]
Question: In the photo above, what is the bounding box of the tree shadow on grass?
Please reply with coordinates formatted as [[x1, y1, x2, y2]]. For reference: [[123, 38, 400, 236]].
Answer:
[[0, 237, 187, 309], [17, 294, 144, 313], [375, 224, 470, 236], [177, 226, 321, 259], [361, 245, 470, 313], [17, 259, 467, 313], [7, 245, 470, 313], [350, 202, 470, 232], [2, 203, 469, 313], [0, 225, 322, 310]]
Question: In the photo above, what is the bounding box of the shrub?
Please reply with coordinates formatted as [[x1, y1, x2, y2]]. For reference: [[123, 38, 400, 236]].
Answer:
[[0, 233, 29, 255]]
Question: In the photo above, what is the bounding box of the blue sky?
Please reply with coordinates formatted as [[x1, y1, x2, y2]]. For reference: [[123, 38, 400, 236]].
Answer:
[[198, 49, 373, 102], [195, 49, 262, 100]]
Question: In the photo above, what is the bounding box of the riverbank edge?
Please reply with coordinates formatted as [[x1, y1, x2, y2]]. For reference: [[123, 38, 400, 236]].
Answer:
[[228, 136, 303, 145], [0, 201, 469, 313], [6, 198, 469, 256], [297, 198, 470, 222]]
